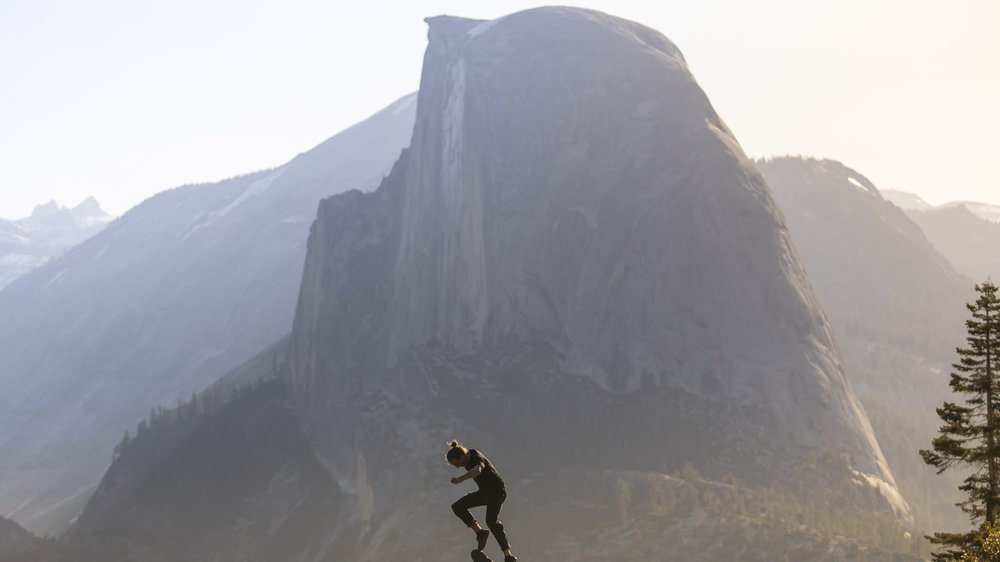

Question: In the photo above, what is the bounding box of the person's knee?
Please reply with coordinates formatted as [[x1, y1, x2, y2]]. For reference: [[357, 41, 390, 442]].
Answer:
[[451, 500, 465, 517], [487, 518, 504, 534]]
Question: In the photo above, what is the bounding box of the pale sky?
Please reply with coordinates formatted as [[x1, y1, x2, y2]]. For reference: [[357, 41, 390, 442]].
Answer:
[[1, 0, 998, 219]]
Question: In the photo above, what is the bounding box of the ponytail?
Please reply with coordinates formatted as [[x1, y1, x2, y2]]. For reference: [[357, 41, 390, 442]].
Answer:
[[446, 439, 468, 463]]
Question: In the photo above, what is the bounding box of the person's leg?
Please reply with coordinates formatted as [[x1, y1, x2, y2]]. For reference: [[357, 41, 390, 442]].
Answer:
[[452, 491, 487, 527], [452, 492, 491, 549], [485, 493, 515, 560]]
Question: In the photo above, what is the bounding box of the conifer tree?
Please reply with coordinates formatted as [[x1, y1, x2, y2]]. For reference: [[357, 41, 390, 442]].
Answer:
[[961, 522, 1000, 562], [922, 281, 1000, 560]]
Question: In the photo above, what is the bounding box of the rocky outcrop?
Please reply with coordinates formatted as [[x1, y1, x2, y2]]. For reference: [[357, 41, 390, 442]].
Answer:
[[287, 6, 909, 527]]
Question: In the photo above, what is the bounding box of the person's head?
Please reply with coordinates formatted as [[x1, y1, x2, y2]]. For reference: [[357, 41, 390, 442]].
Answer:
[[446, 439, 468, 468]]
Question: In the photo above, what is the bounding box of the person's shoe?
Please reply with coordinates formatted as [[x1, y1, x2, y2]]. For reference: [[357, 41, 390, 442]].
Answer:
[[476, 529, 490, 551], [504, 556, 518, 562]]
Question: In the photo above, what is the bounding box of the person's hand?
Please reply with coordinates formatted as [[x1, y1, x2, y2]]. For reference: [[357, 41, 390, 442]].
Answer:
[[451, 477, 461, 485]]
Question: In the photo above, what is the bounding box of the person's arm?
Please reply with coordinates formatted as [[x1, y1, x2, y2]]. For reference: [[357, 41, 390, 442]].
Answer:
[[451, 463, 484, 484]]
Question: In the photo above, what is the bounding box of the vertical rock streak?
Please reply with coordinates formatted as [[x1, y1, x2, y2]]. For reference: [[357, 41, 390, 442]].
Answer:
[[438, 56, 488, 349]]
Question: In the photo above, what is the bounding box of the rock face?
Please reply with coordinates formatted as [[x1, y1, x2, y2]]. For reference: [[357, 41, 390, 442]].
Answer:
[[758, 156, 969, 530], [0, 197, 112, 289], [287, 6, 908, 527], [0, 94, 416, 534]]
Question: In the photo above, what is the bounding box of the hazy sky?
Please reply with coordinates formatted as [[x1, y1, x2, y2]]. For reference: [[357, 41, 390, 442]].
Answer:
[[2, 0, 997, 219]]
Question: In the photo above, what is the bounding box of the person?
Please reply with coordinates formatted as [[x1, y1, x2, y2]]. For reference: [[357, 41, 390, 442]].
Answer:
[[447, 439, 518, 562]]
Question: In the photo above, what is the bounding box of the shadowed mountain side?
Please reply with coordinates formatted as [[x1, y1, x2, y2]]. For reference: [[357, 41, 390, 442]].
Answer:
[[0, 516, 71, 562], [757, 156, 970, 531], [66, 379, 344, 562], [0, 93, 417, 534]]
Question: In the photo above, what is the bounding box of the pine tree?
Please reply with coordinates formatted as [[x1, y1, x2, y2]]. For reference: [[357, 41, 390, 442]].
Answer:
[[922, 281, 1000, 560], [961, 522, 1000, 561]]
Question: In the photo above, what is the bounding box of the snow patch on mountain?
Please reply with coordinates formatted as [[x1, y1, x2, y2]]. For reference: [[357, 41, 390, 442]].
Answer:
[[847, 177, 867, 192], [212, 167, 289, 219], [42, 269, 68, 290]]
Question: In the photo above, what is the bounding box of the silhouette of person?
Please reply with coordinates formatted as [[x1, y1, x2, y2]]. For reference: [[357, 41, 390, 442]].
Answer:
[[447, 439, 518, 562]]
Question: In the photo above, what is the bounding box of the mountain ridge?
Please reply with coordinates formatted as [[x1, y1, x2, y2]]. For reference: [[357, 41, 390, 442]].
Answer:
[[0, 197, 112, 289], [0, 93, 417, 534]]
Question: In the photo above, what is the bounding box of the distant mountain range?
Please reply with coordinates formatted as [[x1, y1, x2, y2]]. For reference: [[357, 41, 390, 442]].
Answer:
[[880, 189, 1000, 281], [0, 93, 416, 534], [881, 189, 1000, 222], [0, 198, 111, 289]]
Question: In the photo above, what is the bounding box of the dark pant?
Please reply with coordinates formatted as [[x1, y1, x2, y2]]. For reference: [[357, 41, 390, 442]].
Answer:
[[451, 490, 510, 551]]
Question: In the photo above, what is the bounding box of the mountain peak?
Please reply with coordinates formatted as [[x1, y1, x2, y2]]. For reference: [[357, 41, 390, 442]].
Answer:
[[23, 197, 111, 228], [70, 197, 111, 224], [880, 188, 933, 211], [943, 200, 1000, 223], [757, 156, 884, 201], [73, 196, 100, 212], [29, 199, 61, 219], [426, 7, 686, 64]]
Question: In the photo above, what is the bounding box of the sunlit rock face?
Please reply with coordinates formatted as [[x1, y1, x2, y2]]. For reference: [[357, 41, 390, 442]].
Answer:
[[287, 6, 909, 525]]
